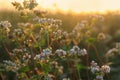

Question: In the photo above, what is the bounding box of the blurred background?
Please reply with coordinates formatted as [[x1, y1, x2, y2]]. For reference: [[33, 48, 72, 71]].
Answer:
[[0, 0, 120, 80]]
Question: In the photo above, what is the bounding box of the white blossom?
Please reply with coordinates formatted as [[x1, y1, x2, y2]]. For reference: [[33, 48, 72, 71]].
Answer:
[[91, 66, 100, 73], [101, 65, 110, 73], [78, 48, 87, 56], [96, 75, 103, 80], [0, 21, 11, 29], [55, 49, 66, 57], [41, 48, 52, 56]]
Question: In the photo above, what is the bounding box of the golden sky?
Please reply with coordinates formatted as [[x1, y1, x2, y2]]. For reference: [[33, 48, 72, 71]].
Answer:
[[0, 0, 120, 12]]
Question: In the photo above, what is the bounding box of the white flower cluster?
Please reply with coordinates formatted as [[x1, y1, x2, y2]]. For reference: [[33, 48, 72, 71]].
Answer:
[[0, 21, 12, 33], [23, 53, 31, 60], [34, 54, 41, 60], [53, 30, 69, 39], [91, 61, 110, 74], [74, 20, 87, 31], [90, 61, 110, 80], [0, 21, 11, 29], [12, 48, 24, 54], [91, 61, 100, 73], [3, 60, 18, 72], [34, 48, 52, 60], [62, 78, 70, 80], [17, 22, 33, 28], [101, 65, 110, 73], [55, 49, 66, 57], [3, 60, 16, 66], [97, 33, 106, 41], [106, 42, 120, 58], [96, 75, 103, 80], [13, 28, 24, 37], [106, 48, 119, 57], [50, 61, 64, 74], [90, 14, 104, 22], [41, 48, 52, 56], [70, 46, 87, 56], [33, 17, 62, 26]]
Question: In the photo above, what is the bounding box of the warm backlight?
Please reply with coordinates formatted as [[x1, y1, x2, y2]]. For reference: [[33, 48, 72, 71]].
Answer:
[[0, 0, 120, 13]]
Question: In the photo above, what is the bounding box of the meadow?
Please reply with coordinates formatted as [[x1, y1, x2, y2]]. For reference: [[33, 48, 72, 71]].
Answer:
[[0, 1, 120, 80]]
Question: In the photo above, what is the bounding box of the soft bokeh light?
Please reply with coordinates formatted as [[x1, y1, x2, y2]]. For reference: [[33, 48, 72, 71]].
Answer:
[[0, 0, 120, 12]]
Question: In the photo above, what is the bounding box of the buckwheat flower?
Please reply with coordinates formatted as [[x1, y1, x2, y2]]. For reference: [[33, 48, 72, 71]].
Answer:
[[37, 18, 62, 26], [48, 74, 54, 78], [63, 31, 68, 37], [63, 78, 70, 80], [90, 61, 100, 73], [96, 75, 103, 80], [106, 48, 118, 57], [33, 17, 39, 22], [12, 48, 23, 54], [39, 54, 46, 60], [55, 49, 66, 57], [3, 60, 19, 72], [3, 60, 16, 66], [91, 66, 100, 73], [4, 27, 10, 34], [69, 46, 81, 55], [34, 54, 41, 60], [45, 74, 54, 80], [23, 53, 31, 60], [97, 33, 106, 41], [101, 65, 110, 73], [57, 29, 62, 35], [70, 48, 76, 54], [41, 48, 52, 56], [0, 21, 12, 29], [78, 48, 87, 56], [38, 18, 46, 24], [13, 28, 23, 37], [51, 61, 58, 68], [34, 54, 46, 60], [91, 60, 98, 67], [82, 49, 87, 54], [73, 46, 80, 51], [58, 66, 64, 74], [45, 75, 53, 80], [85, 31, 91, 38], [75, 22, 85, 29], [24, 22, 33, 28]]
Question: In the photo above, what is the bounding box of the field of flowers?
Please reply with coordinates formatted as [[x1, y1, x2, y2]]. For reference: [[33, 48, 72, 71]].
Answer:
[[0, 0, 120, 80]]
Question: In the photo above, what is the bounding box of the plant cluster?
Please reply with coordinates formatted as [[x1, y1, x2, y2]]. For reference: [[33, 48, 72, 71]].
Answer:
[[1, 0, 120, 80]]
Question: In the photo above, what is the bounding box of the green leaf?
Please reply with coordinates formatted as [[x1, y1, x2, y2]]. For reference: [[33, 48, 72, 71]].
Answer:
[[18, 66, 30, 73], [85, 37, 96, 43], [76, 64, 85, 71], [39, 38, 46, 47], [0, 69, 5, 72], [32, 75, 42, 80], [62, 45, 71, 51]]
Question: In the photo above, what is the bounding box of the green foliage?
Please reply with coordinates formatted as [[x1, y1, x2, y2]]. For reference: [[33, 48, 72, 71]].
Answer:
[[18, 66, 30, 73]]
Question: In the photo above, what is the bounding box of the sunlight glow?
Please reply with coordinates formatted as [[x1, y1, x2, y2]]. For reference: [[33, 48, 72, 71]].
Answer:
[[0, 0, 120, 12], [37, 0, 120, 12]]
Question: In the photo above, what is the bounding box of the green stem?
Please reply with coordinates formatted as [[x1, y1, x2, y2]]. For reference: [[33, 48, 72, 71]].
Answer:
[[75, 55, 81, 79]]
